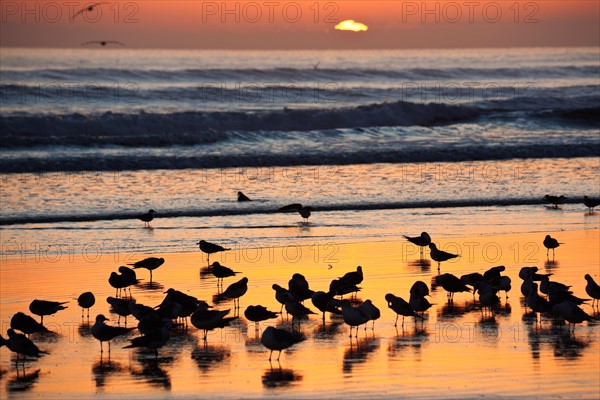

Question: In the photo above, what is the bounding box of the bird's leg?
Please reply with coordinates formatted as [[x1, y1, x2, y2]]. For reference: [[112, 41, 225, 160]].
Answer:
[[394, 314, 398, 327], [100, 342, 103, 353], [108, 341, 111, 353], [277, 350, 282, 362], [268, 350, 273, 361]]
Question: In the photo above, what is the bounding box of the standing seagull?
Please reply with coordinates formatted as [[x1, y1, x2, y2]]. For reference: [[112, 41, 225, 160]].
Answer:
[[543, 235, 562, 259], [220, 277, 248, 309], [584, 274, 600, 307], [128, 257, 165, 282], [198, 240, 231, 266], [260, 326, 305, 361], [403, 232, 432, 257], [91, 314, 135, 353], [211, 262, 239, 287], [429, 243, 459, 271], [78, 292, 96, 318], [544, 195, 567, 209], [139, 209, 156, 228], [279, 204, 312, 222], [244, 305, 278, 330], [583, 196, 600, 213], [29, 300, 68, 324], [10, 312, 49, 336], [6, 329, 48, 364], [385, 294, 422, 326], [341, 300, 370, 337]]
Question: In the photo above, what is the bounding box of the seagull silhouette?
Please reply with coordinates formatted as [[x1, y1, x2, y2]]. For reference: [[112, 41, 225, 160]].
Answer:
[[82, 41, 125, 47], [279, 203, 312, 222], [72, 2, 108, 19]]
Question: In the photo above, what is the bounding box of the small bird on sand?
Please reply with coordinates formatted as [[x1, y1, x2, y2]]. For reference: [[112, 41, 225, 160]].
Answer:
[[91, 314, 135, 353], [244, 305, 278, 330], [29, 300, 68, 324], [6, 329, 48, 363], [260, 326, 305, 361], [128, 257, 164, 282], [584, 274, 600, 307], [429, 243, 459, 271], [543, 235, 562, 258], [78, 292, 96, 318], [583, 196, 600, 212], [198, 240, 231, 265], [403, 232, 431, 257], [10, 312, 49, 335]]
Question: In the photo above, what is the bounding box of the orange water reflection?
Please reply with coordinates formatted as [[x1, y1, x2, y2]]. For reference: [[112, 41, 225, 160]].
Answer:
[[0, 229, 599, 398]]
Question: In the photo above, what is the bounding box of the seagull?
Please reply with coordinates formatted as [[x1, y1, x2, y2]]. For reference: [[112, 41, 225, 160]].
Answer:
[[91, 314, 135, 353], [128, 257, 165, 282], [211, 262, 239, 286], [237, 191, 252, 202], [124, 320, 171, 357], [260, 326, 305, 361], [107, 297, 134, 325], [435, 273, 470, 301], [279, 203, 312, 222], [10, 312, 49, 336], [288, 273, 314, 302], [138, 209, 156, 228], [583, 196, 600, 212], [244, 305, 278, 330], [29, 300, 68, 324], [220, 277, 248, 309], [341, 300, 370, 337], [403, 232, 431, 257], [311, 291, 342, 323], [329, 279, 361, 298], [552, 301, 592, 333], [272, 284, 295, 313], [72, 2, 108, 19], [77, 292, 96, 318], [385, 293, 422, 326], [284, 300, 316, 322], [429, 243, 459, 271], [81, 40, 125, 47], [518, 266, 552, 282], [191, 303, 237, 341], [6, 329, 48, 364], [358, 300, 380, 330], [409, 280, 430, 298], [339, 266, 363, 286], [584, 274, 600, 307], [460, 273, 484, 296], [198, 240, 231, 265], [526, 283, 551, 326], [544, 195, 567, 209], [543, 235, 562, 258]]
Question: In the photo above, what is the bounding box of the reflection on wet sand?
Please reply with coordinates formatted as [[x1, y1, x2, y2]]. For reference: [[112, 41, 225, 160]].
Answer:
[[92, 358, 124, 388], [129, 350, 173, 390], [262, 363, 303, 389], [7, 368, 40, 392], [191, 343, 231, 373], [388, 325, 429, 358], [343, 336, 380, 374]]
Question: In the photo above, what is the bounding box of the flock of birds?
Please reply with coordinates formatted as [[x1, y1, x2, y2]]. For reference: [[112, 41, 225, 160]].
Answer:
[[1, 192, 598, 368]]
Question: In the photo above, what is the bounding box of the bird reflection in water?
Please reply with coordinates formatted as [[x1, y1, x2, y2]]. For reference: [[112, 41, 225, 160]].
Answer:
[[313, 320, 344, 341], [7, 369, 41, 392], [552, 331, 589, 360], [408, 258, 431, 273], [262, 363, 303, 389], [343, 336, 380, 374], [544, 259, 559, 272], [136, 280, 165, 291], [388, 325, 428, 358], [92, 357, 124, 388], [129, 351, 174, 390], [191, 343, 231, 373]]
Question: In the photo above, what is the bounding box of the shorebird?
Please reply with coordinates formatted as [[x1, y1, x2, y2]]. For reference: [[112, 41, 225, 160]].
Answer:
[[260, 326, 305, 361], [118, 266, 139, 296], [474, 282, 500, 316], [409, 280, 430, 298], [220, 277, 248, 309], [138, 209, 156, 228], [358, 300, 380, 330], [311, 291, 342, 323], [408, 293, 433, 317], [191, 303, 237, 341], [460, 273, 484, 296], [584, 274, 600, 307], [198, 240, 230, 266], [435, 273, 470, 301], [288, 273, 314, 302], [544, 195, 567, 209], [526, 283, 551, 326], [211, 262, 239, 287], [244, 305, 278, 330], [429, 243, 458, 271], [29, 300, 68, 324], [124, 320, 171, 357], [10, 312, 49, 336], [494, 276, 512, 300], [6, 329, 48, 364], [518, 266, 552, 281], [543, 235, 562, 258], [72, 2, 108, 19], [483, 265, 506, 282], [329, 279, 361, 299], [237, 191, 252, 202], [128, 257, 165, 282], [77, 292, 96, 318], [91, 314, 135, 353], [403, 232, 431, 257], [385, 294, 421, 327], [583, 196, 600, 212], [107, 297, 134, 325], [339, 266, 363, 286], [279, 203, 312, 222], [81, 40, 125, 47], [162, 289, 201, 326], [341, 300, 371, 337], [284, 301, 316, 323], [552, 301, 592, 332], [273, 284, 295, 314]]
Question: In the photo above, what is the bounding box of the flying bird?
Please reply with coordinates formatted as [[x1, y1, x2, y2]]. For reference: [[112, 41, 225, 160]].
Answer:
[[72, 2, 108, 19], [279, 203, 312, 222]]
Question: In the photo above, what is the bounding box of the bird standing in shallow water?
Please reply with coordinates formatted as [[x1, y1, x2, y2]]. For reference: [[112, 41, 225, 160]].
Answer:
[[6, 329, 48, 364], [584, 274, 600, 307], [403, 232, 431, 257], [78, 292, 96, 318], [543, 235, 562, 259], [139, 209, 156, 228], [91, 314, 135, 353], [429, 243, 459, 272], [198, 240, 231, 266], [260, 326, 305, 361], [10, 312, 49, 336], [279, 203, 312, 222], [544, 195, 567, 209], [29, 300, 68, 325], [583, 196, 600, 212], [220, 277, 248, 309], [128, 257, 164, 282], [245, 305, 278, 330]]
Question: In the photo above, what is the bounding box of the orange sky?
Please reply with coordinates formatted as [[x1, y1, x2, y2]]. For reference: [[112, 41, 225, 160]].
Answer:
[[1, 1, 598, 49]]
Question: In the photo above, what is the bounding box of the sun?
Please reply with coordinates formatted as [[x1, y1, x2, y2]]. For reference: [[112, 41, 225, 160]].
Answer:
[[334, 20, 368, 32]]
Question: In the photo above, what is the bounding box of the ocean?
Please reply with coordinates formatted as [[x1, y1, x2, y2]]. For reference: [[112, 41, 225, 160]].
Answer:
[[0, 47, 599, 255]]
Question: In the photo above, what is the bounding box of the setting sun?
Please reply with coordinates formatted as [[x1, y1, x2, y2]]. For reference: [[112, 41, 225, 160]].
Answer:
[[334, 19, 368, 32]]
